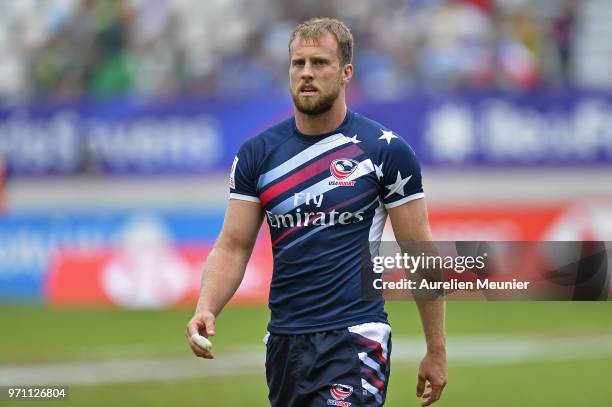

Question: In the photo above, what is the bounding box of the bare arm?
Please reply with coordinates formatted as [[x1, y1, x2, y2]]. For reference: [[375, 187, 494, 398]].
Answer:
[[388, 198, 447, 406], [186, 199, 264, 359]]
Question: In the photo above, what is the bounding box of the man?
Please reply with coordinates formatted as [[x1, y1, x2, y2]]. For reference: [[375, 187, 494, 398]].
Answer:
[[186, 17, 447, 407]]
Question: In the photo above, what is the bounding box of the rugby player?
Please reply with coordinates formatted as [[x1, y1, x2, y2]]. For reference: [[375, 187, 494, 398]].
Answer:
[[186, 17, 447, 407]]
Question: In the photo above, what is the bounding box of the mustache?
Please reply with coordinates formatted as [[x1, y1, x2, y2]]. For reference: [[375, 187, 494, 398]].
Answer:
[[296, 82, 319, 91]]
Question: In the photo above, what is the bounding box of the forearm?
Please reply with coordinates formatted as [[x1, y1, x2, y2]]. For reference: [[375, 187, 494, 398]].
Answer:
[[195, 244, 251, 317], [416, 298, 446, 353]]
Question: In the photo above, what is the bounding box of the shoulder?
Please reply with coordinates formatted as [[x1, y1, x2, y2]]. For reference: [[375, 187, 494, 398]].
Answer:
[[240, 117, 294, 154], [350, 111, 414, 156], [351, 111, 390, 136]]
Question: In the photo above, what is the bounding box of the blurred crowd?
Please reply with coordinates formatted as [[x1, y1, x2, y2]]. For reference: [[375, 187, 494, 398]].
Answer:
[[0, 0, 591, 101]]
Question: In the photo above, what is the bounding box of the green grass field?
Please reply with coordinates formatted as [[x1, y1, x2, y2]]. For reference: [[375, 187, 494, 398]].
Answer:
[[1, 302, 612, 406]]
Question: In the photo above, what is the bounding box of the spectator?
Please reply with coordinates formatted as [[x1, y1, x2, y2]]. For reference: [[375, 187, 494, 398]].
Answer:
[[0, 0, 596, 100]]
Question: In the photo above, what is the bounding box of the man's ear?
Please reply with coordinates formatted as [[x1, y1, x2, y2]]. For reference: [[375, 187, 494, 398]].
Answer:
[[343, 64, 354, 84]]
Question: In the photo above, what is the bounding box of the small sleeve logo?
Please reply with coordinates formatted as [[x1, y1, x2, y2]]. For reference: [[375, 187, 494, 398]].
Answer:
[[229, 156, 239, 189]]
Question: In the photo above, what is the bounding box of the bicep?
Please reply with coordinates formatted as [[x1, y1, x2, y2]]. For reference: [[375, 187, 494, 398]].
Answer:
[[387, 198, 433, 242], [216, 199, 264, 254]]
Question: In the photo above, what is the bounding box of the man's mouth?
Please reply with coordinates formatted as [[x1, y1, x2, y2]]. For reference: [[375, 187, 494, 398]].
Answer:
[[299, 85, 318, 96]]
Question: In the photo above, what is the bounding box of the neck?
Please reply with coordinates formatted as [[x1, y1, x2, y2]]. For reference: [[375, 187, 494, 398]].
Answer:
[[294, 97, 347, 135]]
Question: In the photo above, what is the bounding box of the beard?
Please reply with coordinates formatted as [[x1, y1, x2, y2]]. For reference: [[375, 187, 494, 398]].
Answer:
[[291, 77, 342, 116]]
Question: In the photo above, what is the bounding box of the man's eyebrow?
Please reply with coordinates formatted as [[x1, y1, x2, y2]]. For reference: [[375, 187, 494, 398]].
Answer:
[[292, 55, 331, 61]]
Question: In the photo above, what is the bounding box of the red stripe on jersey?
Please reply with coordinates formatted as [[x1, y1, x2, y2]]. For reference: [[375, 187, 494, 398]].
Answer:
[[362, 367, 386, 393], [350, 332, 388, 364], [259, 143, 362, 207]]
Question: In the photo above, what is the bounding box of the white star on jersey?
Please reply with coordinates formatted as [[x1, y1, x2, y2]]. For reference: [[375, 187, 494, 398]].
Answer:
[[348, 134, 361, 144], [384, 170, 412, 198], [378, 130, 397, 144], [374, 162, 384, 180]]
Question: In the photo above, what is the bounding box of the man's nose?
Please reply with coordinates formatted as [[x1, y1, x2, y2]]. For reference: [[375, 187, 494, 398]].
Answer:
[[301, 62, 314, 79]]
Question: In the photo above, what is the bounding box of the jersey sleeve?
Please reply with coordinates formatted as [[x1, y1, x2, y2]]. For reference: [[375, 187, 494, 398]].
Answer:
[[379, 135, 424, 209], [229, 140, 260, 203]]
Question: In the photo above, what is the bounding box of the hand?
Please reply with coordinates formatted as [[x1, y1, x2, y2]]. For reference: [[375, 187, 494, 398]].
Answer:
[[416, 350, 447, 406], [186, 310, 216, 359]]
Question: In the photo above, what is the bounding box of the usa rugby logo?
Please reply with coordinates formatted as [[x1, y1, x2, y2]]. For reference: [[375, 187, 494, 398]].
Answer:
[[330, 384, 353, 400], [331, 159, 358, 180], [329, 159, 358, 186], [327, 384, 353, 406]]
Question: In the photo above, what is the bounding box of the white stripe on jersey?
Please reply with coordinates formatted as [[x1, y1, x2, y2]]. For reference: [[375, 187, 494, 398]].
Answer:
[[384, 192, 424, 209], [229, 193, 260, 203], [270, 159, 375, 214], [358, 352, 386, 380], [367, 198, 387, 259], [256, 133, 349, 190]]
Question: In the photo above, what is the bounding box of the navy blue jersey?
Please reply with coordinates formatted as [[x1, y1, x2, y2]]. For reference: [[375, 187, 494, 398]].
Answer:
[[229, 110, 424, 334]]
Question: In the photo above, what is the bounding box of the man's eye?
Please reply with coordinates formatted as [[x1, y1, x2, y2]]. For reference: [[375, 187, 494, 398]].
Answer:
[[293, 60, 305, 66]]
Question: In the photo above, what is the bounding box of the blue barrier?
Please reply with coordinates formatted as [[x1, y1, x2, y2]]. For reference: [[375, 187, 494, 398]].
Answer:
[[1, 91, 611, 176]]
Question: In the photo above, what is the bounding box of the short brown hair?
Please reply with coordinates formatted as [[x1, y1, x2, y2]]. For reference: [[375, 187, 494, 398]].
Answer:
[[289, 17, 353, 66]]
